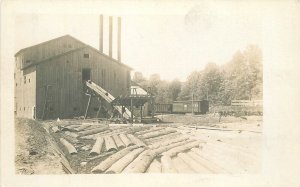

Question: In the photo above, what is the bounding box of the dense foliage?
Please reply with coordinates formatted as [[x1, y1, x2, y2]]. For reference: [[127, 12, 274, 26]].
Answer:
[[132, 45, 263, 106]]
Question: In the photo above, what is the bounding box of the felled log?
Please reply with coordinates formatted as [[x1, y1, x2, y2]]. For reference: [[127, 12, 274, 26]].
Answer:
[[177, 152, 212, 173], [104, 136, 118, 152], [161, 155, 177, 173], [139, 128, 177, 139], [112, 134, 125, 149], [89, 137, 104, 156], [119, 134, 134, 147], [145, 132, 182, 144], [75, 125, 91, 131], [146, 159, 162, 173], [86, 125, 106, 130], [78, 126, 109, 137], [80, 130, 111, 140], [59, 138, 77, 155], [126, 126, 151, 134], [91, 145, 138, 173], [134, 127, 165, 136], [187, 150, 228, 173], [106, 147, 145, 174], [51, 126, 60, 133], [149, 136, 189, 149], [163, 140, 204, 157], [61, 124, 81, 131], [151, 139, 196, 156], [122, 150, 155, 173], [127, 134, 146, 147], [172, 156, 195, 173], [64, 131, 79, 138]]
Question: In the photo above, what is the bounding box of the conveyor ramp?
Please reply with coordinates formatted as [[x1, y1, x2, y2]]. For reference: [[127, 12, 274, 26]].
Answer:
[[85, 81, 133, 119]]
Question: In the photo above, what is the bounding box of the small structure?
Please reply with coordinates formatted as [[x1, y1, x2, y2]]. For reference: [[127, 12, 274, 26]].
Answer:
[[111, 82, 154, 123]]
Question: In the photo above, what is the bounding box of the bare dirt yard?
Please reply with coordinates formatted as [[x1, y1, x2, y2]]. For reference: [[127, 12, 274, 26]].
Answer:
[[15, 118, 64, 174]]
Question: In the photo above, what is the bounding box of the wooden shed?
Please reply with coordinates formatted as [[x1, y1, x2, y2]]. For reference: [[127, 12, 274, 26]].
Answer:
[[14, 35, 132, 119]]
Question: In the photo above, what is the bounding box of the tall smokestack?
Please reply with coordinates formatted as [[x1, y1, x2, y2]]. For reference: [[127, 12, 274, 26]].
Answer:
[[109, 16, 113, 57], [118, 17, 121, 62], [99, 15, 103, 53]]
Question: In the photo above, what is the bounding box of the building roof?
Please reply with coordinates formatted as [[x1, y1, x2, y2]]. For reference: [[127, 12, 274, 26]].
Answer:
[[16, 35, 133, 70], [131, 85, 148, 95], [15, 35, 83, 56]]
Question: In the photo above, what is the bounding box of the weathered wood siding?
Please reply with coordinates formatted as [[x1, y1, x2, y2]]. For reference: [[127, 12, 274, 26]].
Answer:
[[14, 64, 36, 118], [36, 47, 131, 119], [18, 36, 85, 70]]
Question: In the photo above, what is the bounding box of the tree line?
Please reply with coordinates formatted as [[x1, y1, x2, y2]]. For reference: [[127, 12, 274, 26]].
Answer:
[[132, 45, 263, 106]]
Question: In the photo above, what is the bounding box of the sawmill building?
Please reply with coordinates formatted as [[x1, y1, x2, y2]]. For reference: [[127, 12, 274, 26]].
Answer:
[[14, 16, 132, 119]]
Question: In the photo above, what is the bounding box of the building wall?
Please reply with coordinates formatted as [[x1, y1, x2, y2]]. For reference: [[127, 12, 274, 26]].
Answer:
[[35, 47, 131, 119], [14, 64, 36, 118]]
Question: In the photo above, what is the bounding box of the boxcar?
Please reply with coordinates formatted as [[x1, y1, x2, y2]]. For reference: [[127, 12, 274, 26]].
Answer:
[[172, 100, 209, 114], [154, 103, 173, 113]]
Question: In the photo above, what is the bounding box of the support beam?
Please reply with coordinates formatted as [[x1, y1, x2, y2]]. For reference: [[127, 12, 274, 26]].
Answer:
[[130, 98, 133, 123], [140, 105, 143, 122], [84, 93, 92, 119]]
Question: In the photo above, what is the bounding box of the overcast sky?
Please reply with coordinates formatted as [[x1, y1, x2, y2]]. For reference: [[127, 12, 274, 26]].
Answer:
[[14, 1, 262, 81]]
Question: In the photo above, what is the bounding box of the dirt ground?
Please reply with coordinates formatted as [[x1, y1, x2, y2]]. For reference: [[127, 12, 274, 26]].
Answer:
[[15, 118, 64, 174]]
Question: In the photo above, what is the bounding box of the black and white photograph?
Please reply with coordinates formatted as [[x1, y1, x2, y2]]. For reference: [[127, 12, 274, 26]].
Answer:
[[1, 0, 300, 186]]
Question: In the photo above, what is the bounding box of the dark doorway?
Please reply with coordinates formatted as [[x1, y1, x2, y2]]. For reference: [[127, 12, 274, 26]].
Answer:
[[82, 69, 91, 81]]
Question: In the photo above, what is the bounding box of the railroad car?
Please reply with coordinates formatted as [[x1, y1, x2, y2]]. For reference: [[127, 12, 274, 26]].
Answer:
[[154, 100, 209, 114], [154, 103, 173, 113]]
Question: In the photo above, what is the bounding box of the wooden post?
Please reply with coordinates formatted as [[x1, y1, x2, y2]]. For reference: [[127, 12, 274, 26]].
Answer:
[[192, 93, 194, 115], [130, 97, 133, 123], [84, 93, 92, 120], [96, 98, 101, 118], [140, 105, 143, 122]]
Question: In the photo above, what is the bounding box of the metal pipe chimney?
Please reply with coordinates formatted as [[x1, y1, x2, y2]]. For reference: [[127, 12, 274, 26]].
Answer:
[[99, 15, 103, 53], [117, 17, 121, 62], [109, 16, 113, 57]]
